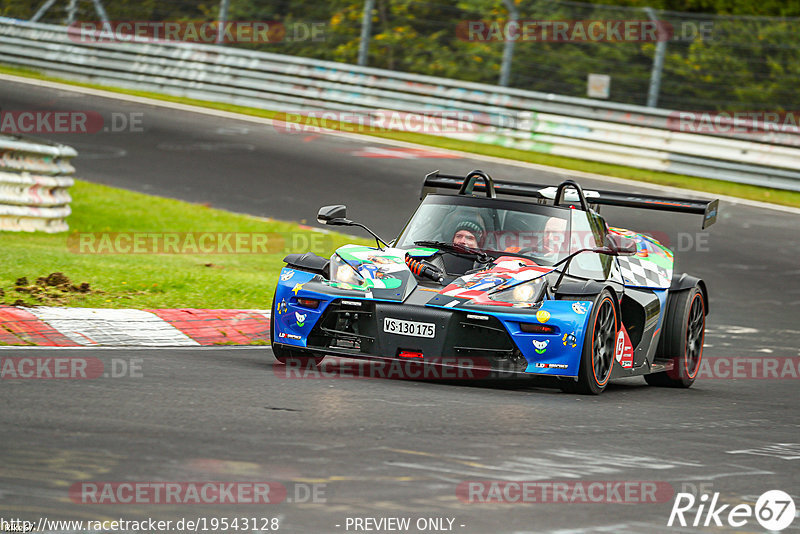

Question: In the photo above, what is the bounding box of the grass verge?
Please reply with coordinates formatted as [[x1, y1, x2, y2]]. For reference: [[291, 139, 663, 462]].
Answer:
[[0, 180, 367, 309], [2, 63, 799, 208]]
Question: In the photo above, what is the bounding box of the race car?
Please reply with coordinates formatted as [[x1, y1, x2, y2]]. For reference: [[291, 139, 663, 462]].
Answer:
[[270, 170, 718, 394]]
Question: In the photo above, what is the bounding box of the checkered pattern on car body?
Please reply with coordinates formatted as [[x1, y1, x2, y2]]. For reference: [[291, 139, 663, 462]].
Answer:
[[617, 255, 671, 288]]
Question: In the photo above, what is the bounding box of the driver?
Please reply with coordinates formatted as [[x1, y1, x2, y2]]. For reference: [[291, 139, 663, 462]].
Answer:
[[451, 218, 485, 249], [540, 216, 567, 258]]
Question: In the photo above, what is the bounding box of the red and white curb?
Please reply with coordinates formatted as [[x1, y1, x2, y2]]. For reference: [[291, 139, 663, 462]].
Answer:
[[0, 306, 271, 347], [349, 146, 461, 159]]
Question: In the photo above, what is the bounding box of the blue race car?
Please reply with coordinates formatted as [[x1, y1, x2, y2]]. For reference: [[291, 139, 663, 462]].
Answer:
[[270, 170, 718, 394]]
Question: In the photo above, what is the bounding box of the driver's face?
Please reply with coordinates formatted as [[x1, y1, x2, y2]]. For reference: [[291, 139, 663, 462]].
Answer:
[[453, 230, 479, 248], [543, 217, 567, 253]]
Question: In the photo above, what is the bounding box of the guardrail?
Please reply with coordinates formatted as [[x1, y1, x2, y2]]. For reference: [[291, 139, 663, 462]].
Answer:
[[0, 134, 75, 232], [1, 18, 798, 191]]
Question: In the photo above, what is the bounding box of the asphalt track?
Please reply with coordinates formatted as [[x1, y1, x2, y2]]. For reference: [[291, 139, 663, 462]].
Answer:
[[1, 78, 800, 533]]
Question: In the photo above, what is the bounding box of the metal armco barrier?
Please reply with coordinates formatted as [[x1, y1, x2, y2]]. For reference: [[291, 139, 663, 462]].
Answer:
[[1, 18, 799, 191], [0, 134, 76, 232]]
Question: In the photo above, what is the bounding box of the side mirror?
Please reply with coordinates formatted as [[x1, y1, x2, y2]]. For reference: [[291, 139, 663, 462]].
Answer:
[[316, 205, 389, 249], [317, 205, 349, 225], [605, 233, 637, 255]]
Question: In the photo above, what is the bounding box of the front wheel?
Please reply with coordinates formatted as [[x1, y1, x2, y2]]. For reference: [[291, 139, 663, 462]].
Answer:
[[645, 285, 705, 388], [561, 290, 618, 395], [270, 290, 325, 366]]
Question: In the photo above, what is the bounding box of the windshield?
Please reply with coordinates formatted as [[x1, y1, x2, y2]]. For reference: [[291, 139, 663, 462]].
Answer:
[[395, 196, 571, 265]]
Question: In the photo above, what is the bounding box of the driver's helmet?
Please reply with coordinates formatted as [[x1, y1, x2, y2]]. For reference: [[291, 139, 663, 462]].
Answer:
[[452, 216, 486, 248]]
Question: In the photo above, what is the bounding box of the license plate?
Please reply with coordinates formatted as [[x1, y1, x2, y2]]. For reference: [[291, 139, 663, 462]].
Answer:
[[383, 317, 435, 338]]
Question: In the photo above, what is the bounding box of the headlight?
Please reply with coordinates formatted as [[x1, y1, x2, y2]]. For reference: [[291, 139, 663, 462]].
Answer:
[[512, 284, 536, 302], [490, 277, 545, 304], [330, 253, 365, 287]]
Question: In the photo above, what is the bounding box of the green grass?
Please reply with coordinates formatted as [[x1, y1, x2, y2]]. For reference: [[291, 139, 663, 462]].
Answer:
[[2, 63, 799, 208], [0, 180, 368, 309]]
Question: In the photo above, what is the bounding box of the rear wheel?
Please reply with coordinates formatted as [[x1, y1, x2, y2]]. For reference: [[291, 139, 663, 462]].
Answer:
[[645, 286, 705, 388], [560, 290, 618, 395], [270, 290, 325, 366]]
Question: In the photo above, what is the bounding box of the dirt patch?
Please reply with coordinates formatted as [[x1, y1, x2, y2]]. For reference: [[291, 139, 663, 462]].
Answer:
[[4, 272, 100, 306]]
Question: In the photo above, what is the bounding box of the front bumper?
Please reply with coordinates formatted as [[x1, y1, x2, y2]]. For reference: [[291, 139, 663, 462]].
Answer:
[[275, 271, 591, 378], [297, 299, 529, 372]]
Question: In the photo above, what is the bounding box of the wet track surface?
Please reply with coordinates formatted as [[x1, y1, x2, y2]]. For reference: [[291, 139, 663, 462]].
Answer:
[[2, 348, 799, 533], [1, 78, 799, 532]]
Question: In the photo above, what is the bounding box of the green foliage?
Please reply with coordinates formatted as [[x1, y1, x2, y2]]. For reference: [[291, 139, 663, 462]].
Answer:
[[6, 0, 798, 109]]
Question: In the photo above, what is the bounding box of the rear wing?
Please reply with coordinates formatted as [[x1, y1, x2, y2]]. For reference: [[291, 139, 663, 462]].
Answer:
[[421, 170, 719, 229]]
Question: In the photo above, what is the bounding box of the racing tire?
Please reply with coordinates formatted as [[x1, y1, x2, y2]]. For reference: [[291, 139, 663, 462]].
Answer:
[[645, 285, 705, 388], [270, 290, 325, 367], [560, 290, 618, 395]]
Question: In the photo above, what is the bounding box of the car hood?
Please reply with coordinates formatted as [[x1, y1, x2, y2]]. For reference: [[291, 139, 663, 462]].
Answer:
[[323, 244, 554, 305]]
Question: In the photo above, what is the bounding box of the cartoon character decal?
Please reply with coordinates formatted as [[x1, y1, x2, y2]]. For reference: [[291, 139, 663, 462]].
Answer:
[[562, 332, 578, 348]]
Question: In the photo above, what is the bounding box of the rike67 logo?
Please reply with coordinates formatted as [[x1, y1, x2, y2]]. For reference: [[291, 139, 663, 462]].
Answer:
[[668, 490, 795, 530]]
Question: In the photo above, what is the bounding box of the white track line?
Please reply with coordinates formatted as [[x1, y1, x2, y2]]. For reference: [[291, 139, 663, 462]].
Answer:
[[2, 72, 798, 215], [25, 307, 199, 347]]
